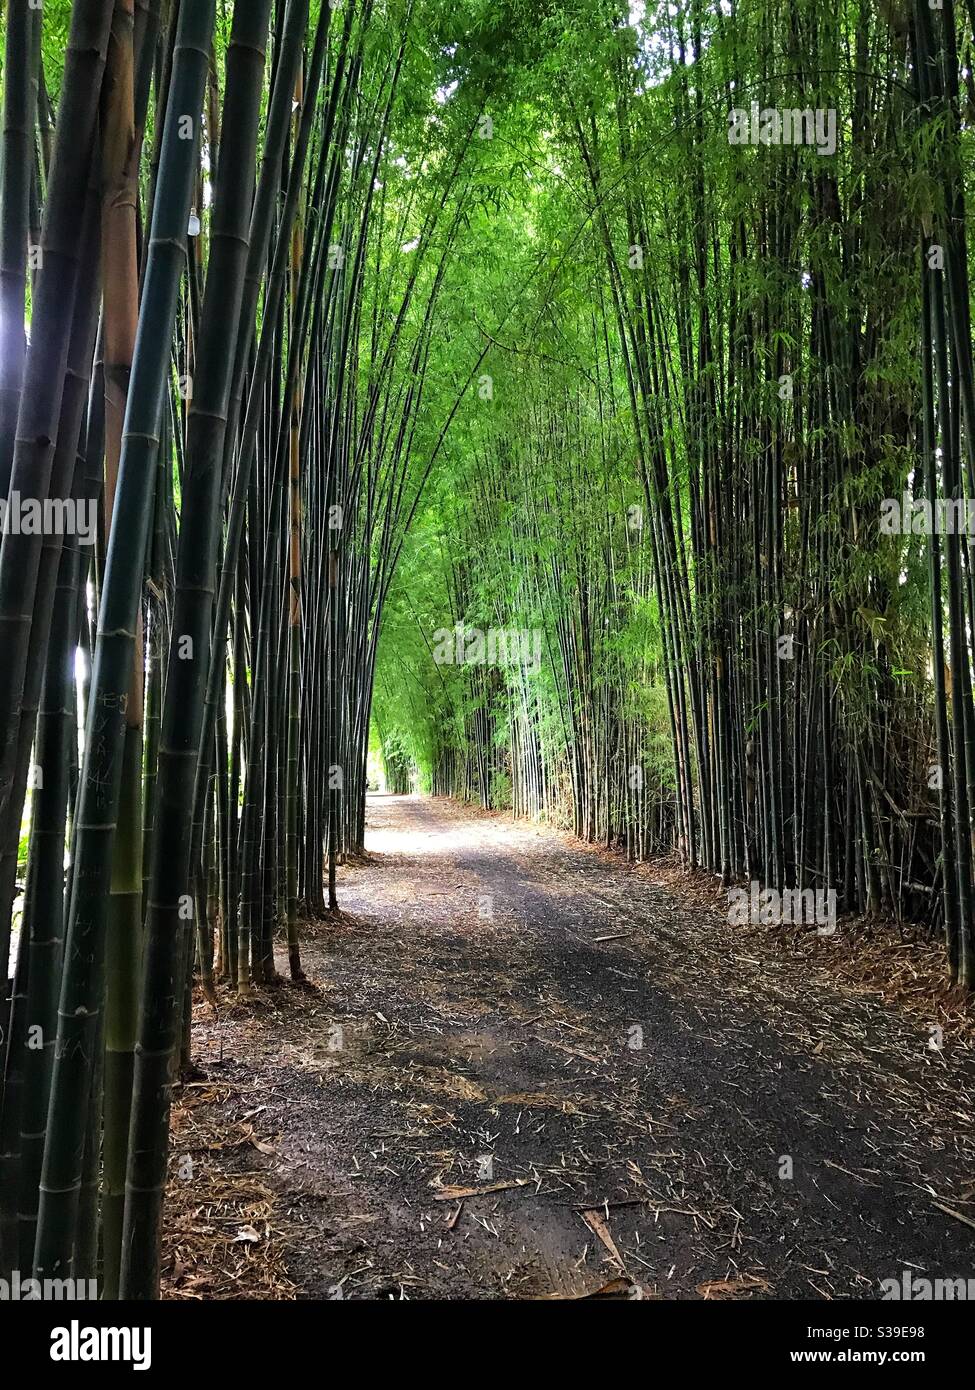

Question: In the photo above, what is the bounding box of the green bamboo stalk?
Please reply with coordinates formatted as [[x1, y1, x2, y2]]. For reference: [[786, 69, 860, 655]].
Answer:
[[0, 175, 102, 1278], [16, 362, 104, 1270], [33, 0, 216, 1283], [0, 0, 116, 1008], [98, 0, 151, 1302], [0, 0, 40, 503], [119, 0, 275, 1299]]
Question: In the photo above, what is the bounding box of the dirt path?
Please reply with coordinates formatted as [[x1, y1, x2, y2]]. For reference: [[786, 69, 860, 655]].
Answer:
[[177, 794, 975, 1300]]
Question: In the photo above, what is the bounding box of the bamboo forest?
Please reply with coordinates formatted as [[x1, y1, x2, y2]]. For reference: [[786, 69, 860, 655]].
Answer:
[[1, 0, 975, 1337]]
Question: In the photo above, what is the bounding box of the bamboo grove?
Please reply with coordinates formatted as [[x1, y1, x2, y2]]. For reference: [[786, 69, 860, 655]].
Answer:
[[0, 0, 973, 1300], [377, 0, 975, 990], [0, 0, 508, 1296]]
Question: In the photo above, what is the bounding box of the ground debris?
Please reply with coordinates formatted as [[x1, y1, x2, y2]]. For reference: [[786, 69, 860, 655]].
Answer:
[[177, 795, 975, 1301]]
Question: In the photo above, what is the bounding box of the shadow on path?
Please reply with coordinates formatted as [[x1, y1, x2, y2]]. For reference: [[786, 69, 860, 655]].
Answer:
[[187, 793, 975, 1300]]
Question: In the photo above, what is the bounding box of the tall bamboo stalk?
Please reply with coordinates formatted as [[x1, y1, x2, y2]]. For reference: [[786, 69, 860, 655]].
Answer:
[[33, 0, 216, 1282]]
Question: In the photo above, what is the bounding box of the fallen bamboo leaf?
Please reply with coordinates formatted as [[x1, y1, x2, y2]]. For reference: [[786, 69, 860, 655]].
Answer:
[[580, 1208, 626, 1270], [580, 1277, 640, 1300], [537, 1277, 640, 1300], [433, 1179, 529, 1200], [696, 1274, 770, 1300]]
